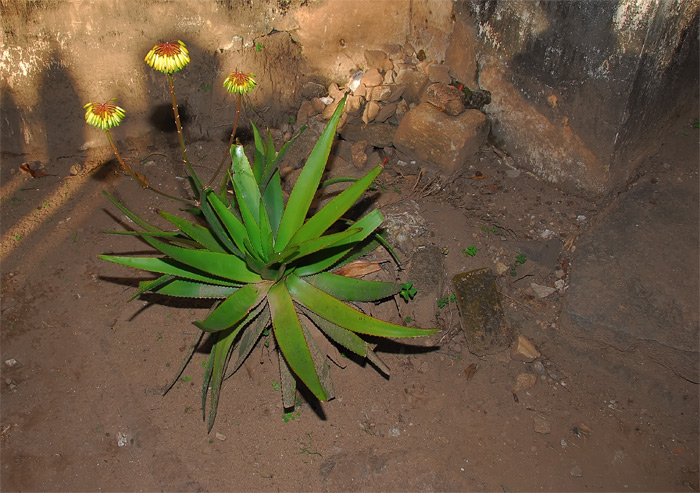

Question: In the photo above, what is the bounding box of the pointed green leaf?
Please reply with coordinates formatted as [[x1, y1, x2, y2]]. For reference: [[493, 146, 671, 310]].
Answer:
[[225, 305, 271, 379], [103, 191, 161, 233], [300, 316, 335, 399], [131, 274, 174, 301], [268, 281, 327, 401], [305, 272, 400, 302], [141, 236, 262, 284], [293, 209, 384, 277], [278, 228, 359, 266], [99, 255, 239, 286], [149, 279, 240, 299], [299, 305, 367, 357], [263, 169, 284, 236], [290, 166, 382, 245], [233, 178, 263, 257], [287, 273, 439, 338], [194, 281, 271, 332], [275, 96, 346, 251], [251, 123, 266, 183], [261, 126, 306, 189], [278, 350, 297, 409], [230, 145, 263, 225], [159, 210, 226, 253], [206, 190, 249, 256], [198, 190, 241, 255], [205, 299, 267, 432]]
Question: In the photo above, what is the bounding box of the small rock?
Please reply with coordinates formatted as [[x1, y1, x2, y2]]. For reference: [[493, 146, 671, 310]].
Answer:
[[215, 432, 226, 441], [554, 279, 566, 292], [388, 428, 400, 437], [345, 95, 364, 114], [361, 68, 384, 87], [353, 83, 368, 98], [383, 70, 396, 84], [4, 359, 17, 368], [510, 335, 541, 362], [494, 261, 510, 276], [425, 83, 465, 116], [116, 431, 133, 447], [530, 282, 556, 299], [69, 163, 85, 176], [532, 360, 546, 374], [362, 101, 380, 124], [513, 372, 536, 392], [311, 97, 326, 113], [570, 465, 583, 477], [533, 416, 551, 434], [505, 169, 521, 178], [375, 102, 397, 123], [296, 100, 317, 125], [351, 140, 368, 169], [426, 62, 451, 83], [364, 49, 392, 72]]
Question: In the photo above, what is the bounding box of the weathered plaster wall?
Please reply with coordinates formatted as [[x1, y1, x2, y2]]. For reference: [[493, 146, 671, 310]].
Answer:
[[468, 0, 699, 196], [1, 0, 697, 197]]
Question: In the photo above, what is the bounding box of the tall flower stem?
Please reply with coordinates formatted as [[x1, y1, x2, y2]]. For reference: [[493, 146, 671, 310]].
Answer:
[[207, 92, 242, 192], [167, 73, 201, 189], [105, 129, 194, 205]]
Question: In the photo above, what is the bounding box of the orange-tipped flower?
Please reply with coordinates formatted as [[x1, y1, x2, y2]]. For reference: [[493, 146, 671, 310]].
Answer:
[[145, 40, 190, 74], [83, 99, 126, 130], [223, 71, 257, 95]]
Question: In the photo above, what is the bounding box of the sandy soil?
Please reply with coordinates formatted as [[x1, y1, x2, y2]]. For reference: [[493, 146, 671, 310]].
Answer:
[[1, 117, 698, 491]]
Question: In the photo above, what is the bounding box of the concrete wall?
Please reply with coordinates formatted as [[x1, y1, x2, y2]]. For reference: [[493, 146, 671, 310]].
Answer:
[[1, 0, 697, 197]]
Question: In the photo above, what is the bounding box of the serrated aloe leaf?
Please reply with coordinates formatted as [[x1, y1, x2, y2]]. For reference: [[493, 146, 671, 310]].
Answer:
[[206, 325, 238, 432], [294, 209, 384, 277], [300, 317, 335, 399], [149, 279, 240, 299], [288, 273, 439, 339], [204, 299, 268, 432], [141, 236, 262, 284], [268, 281, 327, 401], [251, 123, 266, 183], [163, 330, 205, 396], [199, 191, 241, 256], [131, 274, 174, 301], [103, 230, 179, 237], [225, 305, 271, 379], [299, 305, 367, 357], [98, 255, 239, 286], [103, 191, 161, 233], [258, 196, 274, 259], [231, 145, 265, 226], [366, 345, 391, 375], [159, 210, 227, 253], [261, 126, 306, 189], [279, 350, 297, 409], [290, 166, 382, 246], [233, 179, 263, 257], [304, 271, 400, 302], [275, 96, 346, 252], [201, 348, 215, 419], [194, 281, 271, 332], [206, 190, 249, 256], [278, 228, 359, 266], [262, 169, 284, 236]]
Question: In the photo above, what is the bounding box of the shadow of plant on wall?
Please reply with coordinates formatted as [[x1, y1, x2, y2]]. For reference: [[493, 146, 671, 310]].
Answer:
[[84, 39, 438, 432]]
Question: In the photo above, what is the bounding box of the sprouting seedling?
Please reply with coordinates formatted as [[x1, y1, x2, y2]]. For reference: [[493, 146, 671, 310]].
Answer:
[[400, 282, 418, 302], [462, 245, 477, 257], [515, 253, 527, 265], [437, 294, 456, 309]]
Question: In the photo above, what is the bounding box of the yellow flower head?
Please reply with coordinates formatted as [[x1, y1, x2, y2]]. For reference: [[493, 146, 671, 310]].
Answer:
[[223, 71, 257, 95], [145, 40, 190, 74], [83, 99, 126, 130]]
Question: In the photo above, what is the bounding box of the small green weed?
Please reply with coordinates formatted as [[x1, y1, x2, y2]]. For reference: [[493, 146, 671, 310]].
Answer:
[[404, 316, 413, 323], [693, 119, 699, 128], [255, 42, 264, 52], [272, 381, 281, 391], [437, 294, 456, 309], [400, 282, 417, 302], [462, 245, 477, 257], [481, 225, 498, 235], [156, 332, 163, 341], [181, 376, 192, 382], [515, 253, 527, 265]]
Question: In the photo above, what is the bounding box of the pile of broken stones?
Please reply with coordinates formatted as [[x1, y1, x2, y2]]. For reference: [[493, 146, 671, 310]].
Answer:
[[276, 47, 492, 181]]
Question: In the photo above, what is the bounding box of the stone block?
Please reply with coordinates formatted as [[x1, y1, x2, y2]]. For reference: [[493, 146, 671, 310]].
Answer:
[[425, 83, 465, 116], [393, 102, 489, 171], [453, 268, 513, 356]]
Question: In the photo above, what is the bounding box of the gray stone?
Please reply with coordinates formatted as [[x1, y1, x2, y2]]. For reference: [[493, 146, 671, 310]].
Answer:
[[393, 103, 489, 171], [395, 68, 430, 105], [375, 102, 397, 123], [426, 62, 452, 83]]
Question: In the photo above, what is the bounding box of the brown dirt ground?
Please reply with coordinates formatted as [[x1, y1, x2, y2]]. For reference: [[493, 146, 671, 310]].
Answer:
[[1, 117, 698, 491]]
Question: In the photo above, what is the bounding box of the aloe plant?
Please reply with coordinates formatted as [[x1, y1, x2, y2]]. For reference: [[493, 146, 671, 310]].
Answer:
[[100, 97, 438, 431]]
